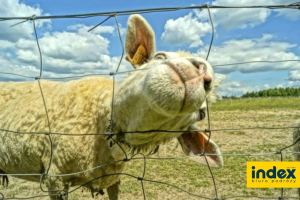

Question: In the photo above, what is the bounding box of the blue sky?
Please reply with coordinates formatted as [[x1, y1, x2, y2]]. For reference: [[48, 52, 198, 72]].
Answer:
[[0, 0, 299, 96]]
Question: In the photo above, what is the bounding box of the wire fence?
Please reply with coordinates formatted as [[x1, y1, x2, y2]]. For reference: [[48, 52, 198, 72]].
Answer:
[[0, 2, 300, 200]]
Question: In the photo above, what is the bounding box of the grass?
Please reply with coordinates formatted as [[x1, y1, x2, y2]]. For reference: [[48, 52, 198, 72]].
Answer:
[[1, 97, 300, 200], [211, 97, 300, 111], [226, 130, 247, 135]]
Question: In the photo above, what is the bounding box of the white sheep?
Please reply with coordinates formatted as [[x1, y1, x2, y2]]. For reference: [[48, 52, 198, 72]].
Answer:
[[0, 14, 223, 200], [293, 120, 300, 197]]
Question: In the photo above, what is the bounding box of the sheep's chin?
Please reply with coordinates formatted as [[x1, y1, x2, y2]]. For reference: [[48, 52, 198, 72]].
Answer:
[[119, 131, 183, 154]]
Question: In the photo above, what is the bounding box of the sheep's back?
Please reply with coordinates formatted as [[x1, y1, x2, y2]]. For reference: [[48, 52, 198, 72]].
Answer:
[[0, 77, 113, 133]]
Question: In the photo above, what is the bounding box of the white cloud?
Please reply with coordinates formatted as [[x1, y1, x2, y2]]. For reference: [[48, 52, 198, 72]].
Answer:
[[273, 1, 300, 20], [276, 81, 300, 88], [67, 24, 115, 35], [216, 77, 300, 97], [277, 83, 284, 88], [212, 73, 254, 97], [0, 5, 131, 81], [13, 23, 118, 63], [276, 10, 300, 21], [213, 70, 300, 97], [0, 23, 132, 79], [197, 33, 300, 97], [161, 13, 211, 48], [41, 30, 110, 62], [161, 0, 300, 47], [195, 0, 271, 29], [217, 80, 259, 97], [0, 0, 133, 81], [195, 0, 300, 29], [214, 73, 226, 82], [195, 34, 300, 74], [0, 40, 14, 49], [215, 78, 283, 97], [0, 0, 51, 42], [263, 84, 270, 89], [288, 70, 300, 81]]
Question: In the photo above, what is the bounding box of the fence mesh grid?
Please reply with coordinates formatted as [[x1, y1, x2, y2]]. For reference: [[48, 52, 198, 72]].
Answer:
[[0, 2, 300, 200]]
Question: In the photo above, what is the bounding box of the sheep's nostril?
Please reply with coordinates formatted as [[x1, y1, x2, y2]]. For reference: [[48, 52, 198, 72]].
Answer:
[[189, 59, 212, 90], [204, 75, 212, 91]]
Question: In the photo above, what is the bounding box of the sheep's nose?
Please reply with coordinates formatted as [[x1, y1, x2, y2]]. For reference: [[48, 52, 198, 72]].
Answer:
[[203, 73, 212, 84], [190, 59, 212, 84]]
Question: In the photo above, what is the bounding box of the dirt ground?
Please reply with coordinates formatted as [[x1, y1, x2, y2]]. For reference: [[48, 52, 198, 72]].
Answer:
[[1, 98, 300, 200]]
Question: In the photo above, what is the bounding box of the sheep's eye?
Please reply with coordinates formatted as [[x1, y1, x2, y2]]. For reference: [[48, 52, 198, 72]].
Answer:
[[155, 54, 166, 60]]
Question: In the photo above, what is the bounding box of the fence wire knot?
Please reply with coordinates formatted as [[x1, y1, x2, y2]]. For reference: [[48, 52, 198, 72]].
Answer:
[[276, 151, 282, 155], [44, 132, 50, 136], [30, 15, 36, 21], [205, 129, 211, 133], [106, 119, 116, 133], [59, 191, 68, 200], [40, 173, 47, 180]]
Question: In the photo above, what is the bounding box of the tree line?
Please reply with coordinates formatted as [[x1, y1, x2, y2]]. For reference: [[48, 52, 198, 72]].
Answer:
[[242, 87, 300, 98]]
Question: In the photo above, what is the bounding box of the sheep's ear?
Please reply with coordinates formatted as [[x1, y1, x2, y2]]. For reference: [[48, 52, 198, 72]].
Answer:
[[178, 126, 223, 168], [125, 14, 156, 68]]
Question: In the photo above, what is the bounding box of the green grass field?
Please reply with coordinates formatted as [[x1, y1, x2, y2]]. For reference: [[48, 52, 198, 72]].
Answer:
[[1, 97, 300, 200], [211, 97, 300, 111]]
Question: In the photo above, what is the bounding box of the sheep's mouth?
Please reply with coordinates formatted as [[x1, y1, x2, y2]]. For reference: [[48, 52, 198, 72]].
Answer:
[[177, 130, 223, 168]]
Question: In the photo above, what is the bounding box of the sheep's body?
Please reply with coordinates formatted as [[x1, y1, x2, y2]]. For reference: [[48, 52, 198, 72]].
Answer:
[[0, 14, 223, 200], [0, 78, 123, 190]]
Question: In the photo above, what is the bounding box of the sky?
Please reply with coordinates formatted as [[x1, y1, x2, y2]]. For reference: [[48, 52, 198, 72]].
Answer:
[[0, 0, 299, 97]]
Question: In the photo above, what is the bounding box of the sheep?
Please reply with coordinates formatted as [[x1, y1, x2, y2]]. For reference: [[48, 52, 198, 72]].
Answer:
[[0, 14, 223, 200], [293, 120, 300, 197]]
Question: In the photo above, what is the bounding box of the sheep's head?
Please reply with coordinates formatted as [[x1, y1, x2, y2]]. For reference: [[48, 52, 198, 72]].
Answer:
[[113, 14, 223, 167]]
